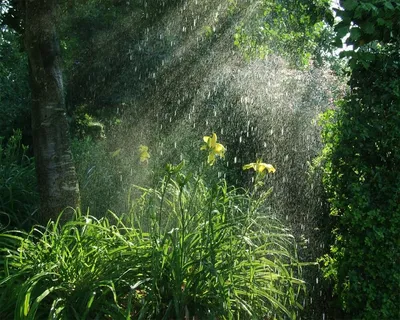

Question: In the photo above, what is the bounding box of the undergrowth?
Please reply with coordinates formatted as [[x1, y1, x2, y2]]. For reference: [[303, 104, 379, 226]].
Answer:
[[0, 158, 305, 319], [0, 130, 38, 230]]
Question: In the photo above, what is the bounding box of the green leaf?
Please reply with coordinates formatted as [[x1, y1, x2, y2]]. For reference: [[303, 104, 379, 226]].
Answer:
[[333, 37, 343, 47], [349, 27, 361, 42], [342, 0, 358, 11], [376, 18, 386, 26], [362, 22, 375, 35], [384, 1, 394, 10], [339, 50, 353, 58], [336, 25, 350, 39]]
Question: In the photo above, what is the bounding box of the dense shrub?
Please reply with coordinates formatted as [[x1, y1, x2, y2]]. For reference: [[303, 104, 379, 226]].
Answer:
[[319, 2, 400, 318], [320, 51, 400, 319]]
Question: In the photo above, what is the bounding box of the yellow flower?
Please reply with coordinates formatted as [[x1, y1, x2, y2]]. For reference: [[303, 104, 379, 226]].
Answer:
[[243, 159, 276, 174], [200, 133, 226, 166], [139, 145, 150, 164]]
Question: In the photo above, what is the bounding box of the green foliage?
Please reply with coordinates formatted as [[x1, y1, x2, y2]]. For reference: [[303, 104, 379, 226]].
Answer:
[[334, 0, 400, 48], [0, 163, 305, 319], [322, 56, 400, 319], [0, 29, 30, 141], [233, 0, 334, 65], [71, 105, 106, 140], [334, 0, 400, 69], [320, 2, 400, 316], [0, 130, 39, 230]]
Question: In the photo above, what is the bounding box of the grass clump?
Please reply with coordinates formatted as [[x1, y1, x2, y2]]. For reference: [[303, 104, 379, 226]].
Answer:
[[0, 155, 305, 319]]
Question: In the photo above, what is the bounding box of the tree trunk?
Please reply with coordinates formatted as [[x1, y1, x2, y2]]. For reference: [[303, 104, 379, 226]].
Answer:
[[24, 0, 80, 223]]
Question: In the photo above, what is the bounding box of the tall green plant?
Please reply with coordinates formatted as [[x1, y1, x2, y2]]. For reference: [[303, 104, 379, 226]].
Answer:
[[126, 161, 304, 319], [320, 1, 400, 319], [0, 151, 305, 319]]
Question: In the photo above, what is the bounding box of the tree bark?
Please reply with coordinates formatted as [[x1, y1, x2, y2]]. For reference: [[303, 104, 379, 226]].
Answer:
[[24, 0, 80, 223]]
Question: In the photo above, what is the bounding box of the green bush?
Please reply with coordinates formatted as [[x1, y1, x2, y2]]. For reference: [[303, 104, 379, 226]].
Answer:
[[319, 2, 400, 318], [0, 162, 305, 319], [320, 52, 400, 319], [0, 130, 39, 230]]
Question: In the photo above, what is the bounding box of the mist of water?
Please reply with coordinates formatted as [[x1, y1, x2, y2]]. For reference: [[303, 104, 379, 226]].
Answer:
[[73, 1, 343, 318]]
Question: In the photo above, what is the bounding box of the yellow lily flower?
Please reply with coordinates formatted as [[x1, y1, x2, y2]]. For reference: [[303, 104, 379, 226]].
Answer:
[[139, 145, 150, 164], [243, 159, 276, 174], [200, 133, 226, 166]]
